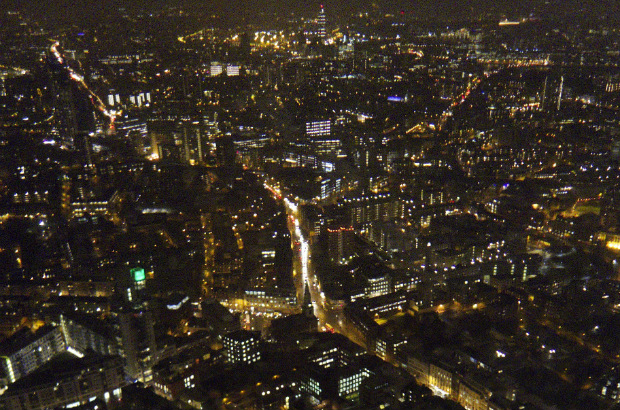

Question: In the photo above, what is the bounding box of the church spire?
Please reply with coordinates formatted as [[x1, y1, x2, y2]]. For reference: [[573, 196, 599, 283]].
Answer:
[[302, 281, 313, 316]]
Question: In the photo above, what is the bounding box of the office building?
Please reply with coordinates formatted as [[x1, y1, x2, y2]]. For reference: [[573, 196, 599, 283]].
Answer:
[[222, 330, 261, 365], [243, 288, 298, 313], [226, 65, 240, 76], [306, 120, 331, 137], [210, 62, 224, 77]]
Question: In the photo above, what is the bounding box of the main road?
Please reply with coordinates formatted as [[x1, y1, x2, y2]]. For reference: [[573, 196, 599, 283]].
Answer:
[[262, 178, 366, 346], [50, 41, 117, 126], [281, 197, 366, 344]]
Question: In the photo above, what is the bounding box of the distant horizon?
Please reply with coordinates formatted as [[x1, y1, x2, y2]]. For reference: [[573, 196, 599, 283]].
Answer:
[[6, 0, 620, 28]]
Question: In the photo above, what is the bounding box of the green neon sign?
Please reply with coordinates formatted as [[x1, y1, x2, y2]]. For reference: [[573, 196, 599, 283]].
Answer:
[[131, 268, 145, 282]]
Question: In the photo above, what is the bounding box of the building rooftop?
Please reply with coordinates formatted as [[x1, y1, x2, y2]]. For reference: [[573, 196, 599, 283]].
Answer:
[[0, 325, 58, 357], [6, 352, 123, 391], [223, 329, 261, 342]]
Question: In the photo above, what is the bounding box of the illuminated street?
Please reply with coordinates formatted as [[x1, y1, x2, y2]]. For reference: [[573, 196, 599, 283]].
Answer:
[[2, 3, 619, 409]]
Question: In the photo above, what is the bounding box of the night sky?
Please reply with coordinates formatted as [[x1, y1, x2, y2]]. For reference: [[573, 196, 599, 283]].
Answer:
[[9, 0, 620, 27]]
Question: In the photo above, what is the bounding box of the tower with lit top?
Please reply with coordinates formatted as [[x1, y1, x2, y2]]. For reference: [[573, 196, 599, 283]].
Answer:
[[318, 5, 327, 40]]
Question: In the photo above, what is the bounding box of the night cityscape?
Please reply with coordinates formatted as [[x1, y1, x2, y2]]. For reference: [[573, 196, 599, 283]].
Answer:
[[2, 1, 620, 409]]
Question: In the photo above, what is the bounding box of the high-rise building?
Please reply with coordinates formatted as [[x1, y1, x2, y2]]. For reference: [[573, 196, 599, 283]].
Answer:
[[114, 267, 157, 385], [327, 226, 355, 263], [74, 131, 94, 165], [118, 308, 157, 384], [49, 72, 79, 149], [239, 32, 252, 61], [175, 123, 210, 164], [196, 128, 205, 163], [222, 330, 261, 365], [216, 136, 236, 167], [306, 120, 331, 137], [317, 5, 327, 39]]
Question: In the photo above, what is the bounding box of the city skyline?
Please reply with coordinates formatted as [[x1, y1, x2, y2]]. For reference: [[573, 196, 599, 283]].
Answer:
[[1, 1, 620, 410]]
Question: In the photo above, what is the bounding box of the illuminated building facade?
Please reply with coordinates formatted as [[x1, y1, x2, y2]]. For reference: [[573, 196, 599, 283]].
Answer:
[[327, 226, 355, 263], [0, 355, 125, 410], [306, 120, 331, 137], [317, 6, 327, 39], [0, 326, 66, 385], [222, 330, 261, 365]]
